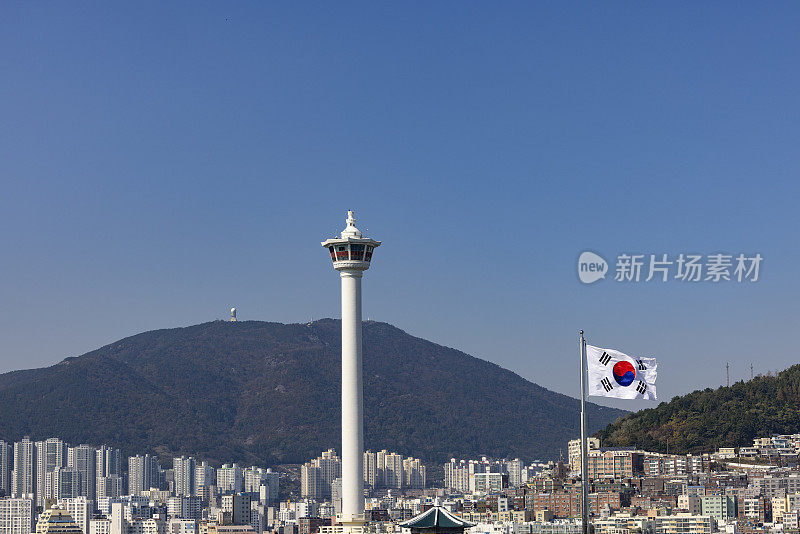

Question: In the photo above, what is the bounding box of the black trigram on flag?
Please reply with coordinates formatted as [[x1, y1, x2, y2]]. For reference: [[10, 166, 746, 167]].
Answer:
[[599, 352, 611, 365], [636, 359, 647, 370], [600, 377, 613, 392], [636, 381, 647, 394]]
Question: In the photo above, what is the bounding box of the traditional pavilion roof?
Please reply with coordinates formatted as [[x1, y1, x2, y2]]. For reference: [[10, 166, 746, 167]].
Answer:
[[399, 506, 474, 529]]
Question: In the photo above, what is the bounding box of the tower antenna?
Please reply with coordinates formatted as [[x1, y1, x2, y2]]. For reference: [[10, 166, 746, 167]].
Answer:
[[726, 362, 729, 387]]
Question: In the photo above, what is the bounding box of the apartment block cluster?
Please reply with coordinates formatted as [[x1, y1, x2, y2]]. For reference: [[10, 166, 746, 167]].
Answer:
[[300, 449, 426, 506], [437, 436, 800, 534], [715, 435, 800, 460], [8, 435, 800, 534], [0, 437, 280, 534]]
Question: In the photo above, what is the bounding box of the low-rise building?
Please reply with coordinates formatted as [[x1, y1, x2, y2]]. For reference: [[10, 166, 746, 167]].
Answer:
[[594, 513, 654, 534], [653, 514, 714, 534]]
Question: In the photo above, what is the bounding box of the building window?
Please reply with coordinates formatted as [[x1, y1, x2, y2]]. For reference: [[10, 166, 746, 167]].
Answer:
[[336, 245, 349, 261], [365, 246, 373, 262], [328, 247, 336, 262], [350, 244, 365, 261]]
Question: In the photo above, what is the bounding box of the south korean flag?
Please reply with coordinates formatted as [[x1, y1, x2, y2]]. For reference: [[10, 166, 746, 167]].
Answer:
[[586, 345, 658, 400]]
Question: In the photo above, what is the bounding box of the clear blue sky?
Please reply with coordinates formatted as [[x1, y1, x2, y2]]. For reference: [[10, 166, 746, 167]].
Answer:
[[1, 2, 799, 411]]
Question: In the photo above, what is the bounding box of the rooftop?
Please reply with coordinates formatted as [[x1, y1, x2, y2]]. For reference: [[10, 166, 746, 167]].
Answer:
[[399, 506, 474, 529]]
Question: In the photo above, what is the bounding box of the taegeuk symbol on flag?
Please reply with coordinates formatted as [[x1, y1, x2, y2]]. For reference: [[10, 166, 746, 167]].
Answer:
[[586, 345, 658, 400]]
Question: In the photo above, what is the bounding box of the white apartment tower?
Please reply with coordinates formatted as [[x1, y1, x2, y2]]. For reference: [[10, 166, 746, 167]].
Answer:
[[172, 457, 196, 497], [300, 463, 323, 500], [444, 460, 470, 493], [217, 464, 243, 494], [128, 455, 160, 496], [95, 447, 121, 479], [36, 438, 67, 507], [363, 451, 377, 490], [505, 458, 523, 488], [244, 466, 274, 495], [403, 458, 426, 489], [12, 437, 36, 499], [318, 450, 341, 497], [382, 452, 403, 490], [321, 210, 380, 527], [194, 461, 215, 499]]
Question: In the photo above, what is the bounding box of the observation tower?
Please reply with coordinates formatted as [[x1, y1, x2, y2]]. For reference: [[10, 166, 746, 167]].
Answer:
[[321, 210, 381, 528]]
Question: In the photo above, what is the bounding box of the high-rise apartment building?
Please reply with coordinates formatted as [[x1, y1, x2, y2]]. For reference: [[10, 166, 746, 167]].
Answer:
[[221, 494, 250, 525], [260, 470, 278, 505], [363, 452, 377, 490], [382, 452, 403, 490], [173, 457, 196, 497], [95, 447, 121, 491], [128, 456, 160, 496], [505, 459, 523, 488], [472, 472, 503, 494], [0, 442, 11, 497], [96, 476, 122, 500], [46, 467, 81, 500], [402, 458, 426, 489], [67, 446, 96, 502], [166, 496, 201, 520], [194, 462, 215, 500], [300, 464, 322, 500], [12, 438, 36, 499], [376, 450, 387, 488], [37, 439, 67, 507], [300, 451, 340, 499], [316, 450, 340, 497], [217, 465, 243, 495], [243, 467, 267, 495], [444, 460, 470, 493]]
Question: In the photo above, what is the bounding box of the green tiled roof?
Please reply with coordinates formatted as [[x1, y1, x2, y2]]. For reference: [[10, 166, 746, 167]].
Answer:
[[399, 507, 474, 529]]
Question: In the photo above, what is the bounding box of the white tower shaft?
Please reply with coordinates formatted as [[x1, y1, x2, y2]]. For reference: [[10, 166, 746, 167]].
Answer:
[[340, 270, 364, 522]]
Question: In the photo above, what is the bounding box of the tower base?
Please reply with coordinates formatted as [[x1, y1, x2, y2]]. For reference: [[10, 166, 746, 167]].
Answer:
[[320, 521, 372, 534]]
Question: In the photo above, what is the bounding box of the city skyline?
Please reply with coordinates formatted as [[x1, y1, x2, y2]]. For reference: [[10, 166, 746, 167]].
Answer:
[[3, 4, 800, 534]]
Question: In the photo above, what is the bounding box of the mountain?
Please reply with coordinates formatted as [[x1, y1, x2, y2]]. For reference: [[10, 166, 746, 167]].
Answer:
[[0, 320, 625, 464], [597, 365, 800, 454]]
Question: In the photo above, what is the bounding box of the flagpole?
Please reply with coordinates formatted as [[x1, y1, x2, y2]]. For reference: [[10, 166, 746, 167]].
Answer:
[[579, 330, 589, 534]]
